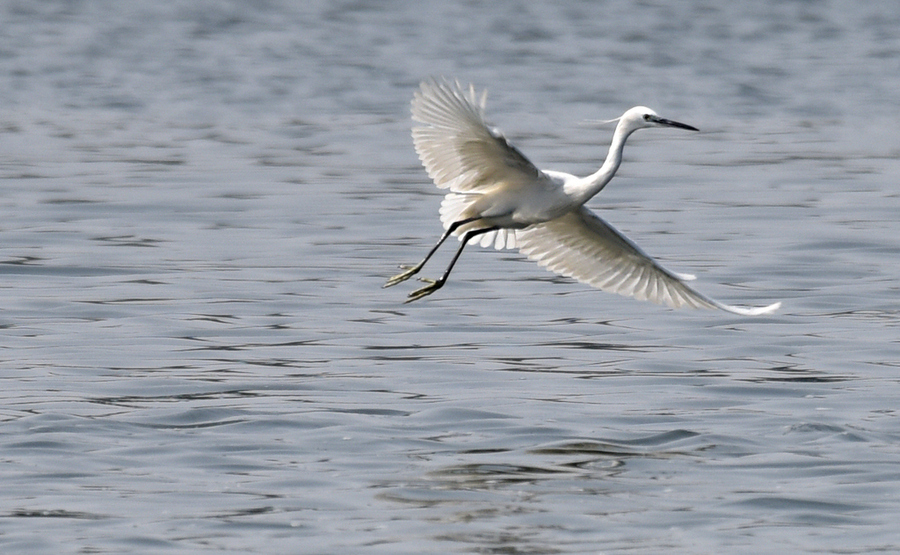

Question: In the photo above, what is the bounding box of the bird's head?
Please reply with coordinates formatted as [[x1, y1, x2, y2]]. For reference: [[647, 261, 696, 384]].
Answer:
[[619, 106, 699, 134]]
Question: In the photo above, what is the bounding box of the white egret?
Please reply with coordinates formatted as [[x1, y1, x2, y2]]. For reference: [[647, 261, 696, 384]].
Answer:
[[385, 77, 780, 316]]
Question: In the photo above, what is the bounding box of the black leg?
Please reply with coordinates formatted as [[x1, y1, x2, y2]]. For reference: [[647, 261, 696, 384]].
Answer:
[[383, 218, 478, 288], [405, 226, 499, 303]]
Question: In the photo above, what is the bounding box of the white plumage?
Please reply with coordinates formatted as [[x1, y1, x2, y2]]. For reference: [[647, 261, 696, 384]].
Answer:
[[385, 77, 780, 316]]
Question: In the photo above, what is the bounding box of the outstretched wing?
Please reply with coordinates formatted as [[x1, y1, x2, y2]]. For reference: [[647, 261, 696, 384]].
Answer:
[[411, 77, 541, 193], [516, 207, 781, 316]]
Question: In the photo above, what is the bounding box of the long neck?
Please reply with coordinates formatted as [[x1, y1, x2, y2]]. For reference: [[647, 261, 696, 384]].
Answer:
[[566, 121, 634, 204]]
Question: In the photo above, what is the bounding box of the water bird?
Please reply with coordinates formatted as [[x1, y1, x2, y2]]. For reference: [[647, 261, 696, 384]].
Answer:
[[385, 77, 780, 316]]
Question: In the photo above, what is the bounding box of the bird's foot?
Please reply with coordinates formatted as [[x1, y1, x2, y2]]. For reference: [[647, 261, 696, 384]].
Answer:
[[383, 264, 421, 288], [404, 277, 444, 303]]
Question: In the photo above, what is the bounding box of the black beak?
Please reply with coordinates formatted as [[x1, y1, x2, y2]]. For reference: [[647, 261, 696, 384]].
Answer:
[[651, 115, 699, 132]]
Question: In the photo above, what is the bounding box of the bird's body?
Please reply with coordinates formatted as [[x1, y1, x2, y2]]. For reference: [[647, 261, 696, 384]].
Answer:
[[385, 77, 780, 316]]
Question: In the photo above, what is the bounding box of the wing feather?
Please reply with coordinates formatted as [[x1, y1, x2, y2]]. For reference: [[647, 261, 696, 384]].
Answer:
[[516, 207, 781, 315], [411, 77, 541, 193]]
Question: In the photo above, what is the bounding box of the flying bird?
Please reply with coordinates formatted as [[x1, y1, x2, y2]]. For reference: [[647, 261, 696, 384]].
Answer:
[[385, 77, 780, 316]]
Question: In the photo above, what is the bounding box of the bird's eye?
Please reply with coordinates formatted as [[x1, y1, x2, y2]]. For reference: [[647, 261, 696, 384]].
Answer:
[[643, 114, 652, 121]]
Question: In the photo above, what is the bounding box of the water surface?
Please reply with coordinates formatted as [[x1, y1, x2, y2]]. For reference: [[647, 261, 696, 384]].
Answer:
[[2, 1, 900, 553]]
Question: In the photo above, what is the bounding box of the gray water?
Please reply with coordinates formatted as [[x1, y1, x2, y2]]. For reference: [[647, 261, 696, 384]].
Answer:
[[2, 1, 900, 553]]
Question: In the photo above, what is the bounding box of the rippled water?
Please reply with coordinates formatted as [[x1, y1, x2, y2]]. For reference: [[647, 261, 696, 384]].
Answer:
[[2, 1, 900, 553]]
